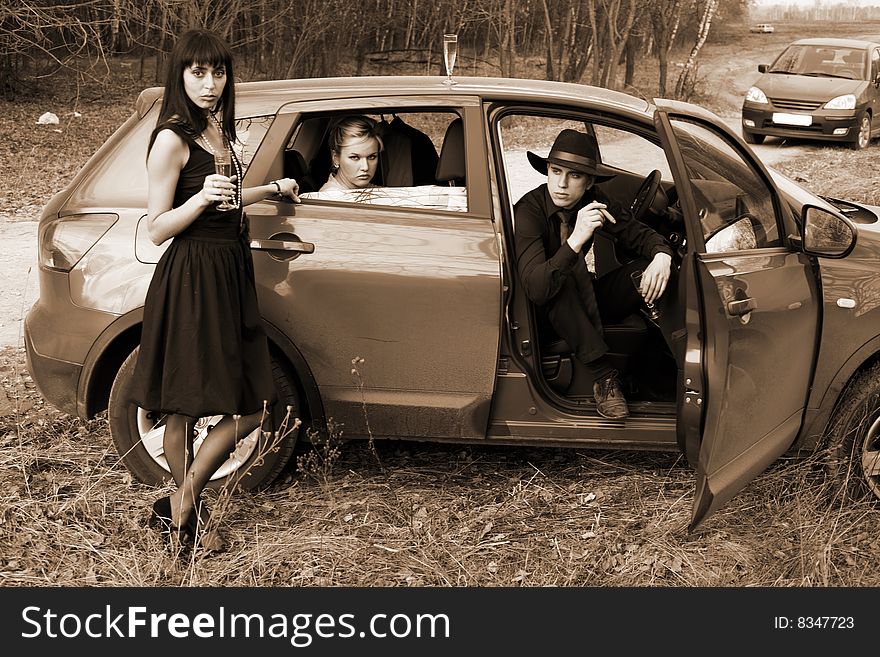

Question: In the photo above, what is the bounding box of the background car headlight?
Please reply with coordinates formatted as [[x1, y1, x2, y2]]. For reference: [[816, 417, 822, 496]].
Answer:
[[824, 94, 856, 110], [39, 213, 117, 272], [745, 86, 769, 104]]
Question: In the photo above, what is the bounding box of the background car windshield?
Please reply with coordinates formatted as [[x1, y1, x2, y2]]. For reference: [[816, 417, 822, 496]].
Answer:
[[770, 45, 866, 79]]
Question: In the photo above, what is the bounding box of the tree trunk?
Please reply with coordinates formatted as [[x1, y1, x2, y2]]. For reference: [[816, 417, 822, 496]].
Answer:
[[540, 0, 556, 80], [675, 0, 718, 99], [624, 31, 638, 88], [504, 0, 516, 77], [649, 0, 684, 98]]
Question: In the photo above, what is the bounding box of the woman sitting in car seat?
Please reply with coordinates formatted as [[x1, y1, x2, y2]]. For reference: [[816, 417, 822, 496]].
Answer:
[[320, 115, 384, 191]]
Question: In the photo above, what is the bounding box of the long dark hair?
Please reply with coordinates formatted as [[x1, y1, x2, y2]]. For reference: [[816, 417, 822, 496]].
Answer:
[[148, 29, 237, 155]]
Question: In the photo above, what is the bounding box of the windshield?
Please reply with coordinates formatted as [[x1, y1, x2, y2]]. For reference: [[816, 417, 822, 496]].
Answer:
[[769, 44, 866, 79]]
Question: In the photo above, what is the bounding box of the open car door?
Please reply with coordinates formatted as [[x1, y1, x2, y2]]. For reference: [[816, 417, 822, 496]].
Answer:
[[654, 102, 821, 530]]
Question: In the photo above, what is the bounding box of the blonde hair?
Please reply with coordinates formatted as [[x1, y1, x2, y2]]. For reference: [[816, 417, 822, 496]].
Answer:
[[328, 115, 383, 155]]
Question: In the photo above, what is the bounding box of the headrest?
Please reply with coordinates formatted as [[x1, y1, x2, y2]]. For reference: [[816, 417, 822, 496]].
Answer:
[[435, 118, 465, 184]]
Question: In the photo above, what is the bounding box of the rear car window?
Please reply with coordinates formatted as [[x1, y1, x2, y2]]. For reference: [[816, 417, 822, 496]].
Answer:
[[291, 111, 468, 212]]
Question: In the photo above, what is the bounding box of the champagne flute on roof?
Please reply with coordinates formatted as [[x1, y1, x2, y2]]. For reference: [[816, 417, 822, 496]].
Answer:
[[443, 33, 458, 86]]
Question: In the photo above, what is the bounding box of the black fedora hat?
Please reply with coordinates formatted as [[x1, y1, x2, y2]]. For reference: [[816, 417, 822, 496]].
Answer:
[[527, 129, 616, 181]]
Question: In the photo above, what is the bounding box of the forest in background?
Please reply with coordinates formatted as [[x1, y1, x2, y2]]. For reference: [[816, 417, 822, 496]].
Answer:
[[754, 2, 880, 21], [3, 0, 754, 100]]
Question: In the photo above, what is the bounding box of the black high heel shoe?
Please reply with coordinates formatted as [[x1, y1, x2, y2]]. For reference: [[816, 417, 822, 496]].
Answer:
[[149, 496, 193, 544]]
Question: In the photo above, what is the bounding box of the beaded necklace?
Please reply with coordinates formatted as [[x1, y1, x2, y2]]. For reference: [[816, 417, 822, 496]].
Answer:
[[199, 111, 243, 214]]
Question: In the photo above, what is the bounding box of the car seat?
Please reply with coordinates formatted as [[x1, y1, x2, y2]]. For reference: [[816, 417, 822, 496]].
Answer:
[[539, 313, 648, 396], [842, 51, 865, 77], [284, 149, 318, 193], [435, 117, 465, 186]]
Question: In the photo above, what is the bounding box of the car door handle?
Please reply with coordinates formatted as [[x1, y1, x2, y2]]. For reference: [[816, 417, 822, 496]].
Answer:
[[249, 239, 315, 254], [727, 297, 756, 316]]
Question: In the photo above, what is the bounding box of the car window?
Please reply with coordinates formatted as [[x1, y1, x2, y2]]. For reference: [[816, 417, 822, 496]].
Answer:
[[497, 115, 593, 205], [593, 125, 670, 179], [71, 110, 270, 208], [291, 110, 467, 212], [235, 115, 274, 170], [771, 44, 867, 79], [496, 112, 676, 274], [71, 111, 152, 207], [497, 114, 669, 207], [667, 117, 782, 252]]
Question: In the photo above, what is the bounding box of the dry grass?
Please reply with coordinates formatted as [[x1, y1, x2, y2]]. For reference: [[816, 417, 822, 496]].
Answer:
[[2, 346, 879, 587], [773, 146, 880, 207]]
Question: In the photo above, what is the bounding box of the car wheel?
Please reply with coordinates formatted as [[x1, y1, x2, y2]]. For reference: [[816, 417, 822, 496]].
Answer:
[[824, 362, 880, 501], [107, 345, 304, 491], [742, 130, 765, 145], [851, 112, 871, 150]]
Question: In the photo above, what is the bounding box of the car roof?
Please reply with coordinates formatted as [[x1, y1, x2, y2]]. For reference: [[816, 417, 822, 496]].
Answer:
[[790, 37, 877, 48], [136, 75, 654, 119]]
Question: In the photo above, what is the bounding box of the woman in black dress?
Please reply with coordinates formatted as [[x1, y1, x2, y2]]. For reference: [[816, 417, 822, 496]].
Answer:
[[135, 29, 299, 551]]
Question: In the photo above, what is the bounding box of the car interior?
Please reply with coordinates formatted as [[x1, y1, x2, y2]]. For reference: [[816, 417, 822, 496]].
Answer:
[[494, 115, 683, 409], [496, 113, 780, 412], [264, 107, 779, 415], [279, 111, 468, 211]]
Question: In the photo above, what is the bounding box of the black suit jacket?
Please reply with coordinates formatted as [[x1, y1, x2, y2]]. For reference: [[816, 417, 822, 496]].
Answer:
[[514, 184, 672, 363]]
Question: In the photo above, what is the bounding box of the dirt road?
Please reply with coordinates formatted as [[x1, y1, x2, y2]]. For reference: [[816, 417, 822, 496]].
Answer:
[[0, 219, 39, 350]]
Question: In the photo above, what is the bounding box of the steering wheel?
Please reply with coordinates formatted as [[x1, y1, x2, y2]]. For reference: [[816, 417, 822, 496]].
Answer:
[[629, 169, 662, 222]]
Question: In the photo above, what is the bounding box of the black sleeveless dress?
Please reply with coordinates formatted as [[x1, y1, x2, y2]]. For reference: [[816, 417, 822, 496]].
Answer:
[[133, 123, 276, 417]]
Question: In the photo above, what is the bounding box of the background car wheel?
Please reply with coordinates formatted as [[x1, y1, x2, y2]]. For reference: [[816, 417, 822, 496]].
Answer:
[[824, 362, 880, 501], [850, 112, 871, 150], [742, 130, 765, 145], [108, 345, 305, 491]]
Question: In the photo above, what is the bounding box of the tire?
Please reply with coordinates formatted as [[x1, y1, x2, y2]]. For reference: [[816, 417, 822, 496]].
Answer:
[[742, 130, 765, 145], [108, 345, 305, 491], [824, 362, 880, 502], [850, 111, 871, 150]]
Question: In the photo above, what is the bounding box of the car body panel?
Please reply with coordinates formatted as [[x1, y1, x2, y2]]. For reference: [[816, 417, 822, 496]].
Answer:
[[246, 199, 502, 440], [797, 221, 880, 445]]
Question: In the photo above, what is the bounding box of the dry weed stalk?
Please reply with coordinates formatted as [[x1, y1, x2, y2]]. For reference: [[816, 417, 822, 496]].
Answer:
[[351, 355, 383, 471], [191, 403, 302, 553], [295, 419, 343, 492]]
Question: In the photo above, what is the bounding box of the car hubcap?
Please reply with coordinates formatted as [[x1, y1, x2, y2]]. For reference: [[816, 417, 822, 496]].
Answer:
[[859, 414, 880, 498], [137, 409, 261, 480], [859, 118, 870, 148]]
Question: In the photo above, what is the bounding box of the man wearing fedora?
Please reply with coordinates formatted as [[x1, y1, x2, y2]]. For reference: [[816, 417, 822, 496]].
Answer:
[[514, 129, 674, 419]]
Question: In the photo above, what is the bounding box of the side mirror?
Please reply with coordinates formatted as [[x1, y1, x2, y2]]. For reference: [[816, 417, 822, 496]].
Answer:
[[758, 64, 768, 73], [801, 205, 857, 258]]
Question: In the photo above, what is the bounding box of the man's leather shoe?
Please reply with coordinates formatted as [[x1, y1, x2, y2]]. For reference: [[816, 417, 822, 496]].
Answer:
[[593, 371, 629, 419]]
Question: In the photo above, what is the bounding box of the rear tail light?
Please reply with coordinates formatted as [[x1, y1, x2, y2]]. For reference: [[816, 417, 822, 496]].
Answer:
[[38, 213, 118, 272]]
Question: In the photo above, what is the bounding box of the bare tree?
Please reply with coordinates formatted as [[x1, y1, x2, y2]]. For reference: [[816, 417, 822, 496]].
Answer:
[[648, 0, 685, 97], [1, 0, 745, 100], [586, 0, 639, 88], [674, 0, 718, 99]]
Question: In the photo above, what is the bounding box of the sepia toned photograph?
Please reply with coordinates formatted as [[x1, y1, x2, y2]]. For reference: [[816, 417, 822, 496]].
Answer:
[[1, 2, 879, 634]]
